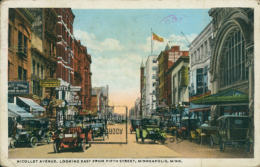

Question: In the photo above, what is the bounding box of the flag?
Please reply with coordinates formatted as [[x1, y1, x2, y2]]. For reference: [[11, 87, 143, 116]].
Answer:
[[152, 33, 164, 42]]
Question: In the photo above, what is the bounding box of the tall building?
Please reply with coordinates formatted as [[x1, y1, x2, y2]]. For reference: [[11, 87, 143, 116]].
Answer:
[[140, 59, 145, 117], [157, 45, 189, 107], [73, 39, 92, 114], [54, 8, 75, 102], [188, 21, 213, 124], [145, 55, 158, 116], [27, 8, 58, 108], [92, 86, 108, 115]]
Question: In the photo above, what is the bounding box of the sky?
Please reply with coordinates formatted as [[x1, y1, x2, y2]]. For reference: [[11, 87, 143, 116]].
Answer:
[[71, 9, 212, 114]]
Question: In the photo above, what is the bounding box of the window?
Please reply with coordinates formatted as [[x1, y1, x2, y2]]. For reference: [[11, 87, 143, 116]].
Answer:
[[50, 68, 54, 78], [24, 36, 27, 54], [8, 25, 11, 48], [178, 70, 181, 86], [33, 60, 35, 75], [41, 65, 43, 78], [18, 31, 23, 52], [37, 63, 39, 76], [223, 30, 248, 86], [152, 82, 156, 87], [152, 74, 156, 79], [18, 66, 22, 80], [172, 76, 176, 88], [68, 70, 70, 82], [152, 59, 157, 63], [23, 69, 27, 81], [152, 66, 157, 71]]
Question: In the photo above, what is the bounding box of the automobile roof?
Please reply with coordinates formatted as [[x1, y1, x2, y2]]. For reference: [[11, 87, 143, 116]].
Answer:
[[217, 115, 250, 121]]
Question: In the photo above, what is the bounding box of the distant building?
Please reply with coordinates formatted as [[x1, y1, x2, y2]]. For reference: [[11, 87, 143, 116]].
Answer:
[[145, 55, 158, 116], [188, 21, 213, 124], [140, 60, 145, 117], [157, 45, 189, 108]]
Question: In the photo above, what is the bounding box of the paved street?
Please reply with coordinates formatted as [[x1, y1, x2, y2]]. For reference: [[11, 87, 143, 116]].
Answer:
[[164, 135, 254, 158], [9, 124, 181, 158], [8, 123, 254, 159]]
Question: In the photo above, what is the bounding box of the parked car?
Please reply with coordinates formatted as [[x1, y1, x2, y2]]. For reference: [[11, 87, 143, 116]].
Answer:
[[165, 120, 178, 135], [190, 121, 218, 144], [52, 126, 87, 153], [130, 119, 141, 134], [209, 115, 253, 153], [89, 119, 109, 141], [136, 116, 167, 144], [10, 117, 52, 148], [176, 118, 200, 140]]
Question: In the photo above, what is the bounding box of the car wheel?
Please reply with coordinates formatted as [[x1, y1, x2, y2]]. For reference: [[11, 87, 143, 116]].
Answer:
[[209, 136, 214, 148], [47, 135, 52, 144], [219, 139, 226, 152], [245, 140, 252, 154], [10, 138, 16, 148], [53, 141, 60, 153], [30, 136, 38, 148], [197, 136, 201, 144], [161, 138, 166, 144]]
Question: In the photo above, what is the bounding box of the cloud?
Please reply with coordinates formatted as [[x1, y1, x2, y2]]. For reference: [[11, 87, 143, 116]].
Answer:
[[74, 29, 124, 52], [139, 33, 198, 53]]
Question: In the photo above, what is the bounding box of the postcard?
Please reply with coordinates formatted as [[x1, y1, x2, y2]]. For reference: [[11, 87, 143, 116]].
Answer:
[[0, 0, 259, 167]]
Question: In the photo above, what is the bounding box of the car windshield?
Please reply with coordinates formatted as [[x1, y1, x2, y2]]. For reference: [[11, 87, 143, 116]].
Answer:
[[229, 117, 249, 128]]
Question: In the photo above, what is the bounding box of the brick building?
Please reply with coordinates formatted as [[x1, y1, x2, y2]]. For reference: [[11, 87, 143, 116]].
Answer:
[[74, 39, 92, 114], [27, 8, 58, 107], [54, 8, 75, 101], [8, 9, 35, 89], [157, 44, 189, 107]]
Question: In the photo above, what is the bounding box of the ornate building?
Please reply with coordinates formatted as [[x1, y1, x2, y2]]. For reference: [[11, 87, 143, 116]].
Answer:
[[27, 8, 58, 106], [207, 8, 254, 119]]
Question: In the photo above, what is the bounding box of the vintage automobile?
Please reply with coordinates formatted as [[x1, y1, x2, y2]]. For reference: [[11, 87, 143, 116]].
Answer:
[[52, 126, 87, 153], [176, 118, 200, 140], [165, 120, 178, 135], [190, 121, 218, 144], [136, 116, 167, 144], [130, 119, 141, 134], [10, 117, 52, 148], [209, 115, 253, 153], [89, 119, 109, 141]]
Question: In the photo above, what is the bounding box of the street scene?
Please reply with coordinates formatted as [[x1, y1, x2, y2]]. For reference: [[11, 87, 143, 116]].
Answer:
[[5, 7, 255, 161]]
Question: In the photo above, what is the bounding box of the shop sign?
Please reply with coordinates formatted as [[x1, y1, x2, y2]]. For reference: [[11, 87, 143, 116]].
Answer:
[[70, 86, 81, 92], [8, 81, 29, 94], [68, 100, 82, 106], [40, 80, 60, 87], [55, 86, 70, 91]]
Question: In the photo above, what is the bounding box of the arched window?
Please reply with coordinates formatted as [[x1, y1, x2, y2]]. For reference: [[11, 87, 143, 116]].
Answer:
[[222, 30, 248, 87]]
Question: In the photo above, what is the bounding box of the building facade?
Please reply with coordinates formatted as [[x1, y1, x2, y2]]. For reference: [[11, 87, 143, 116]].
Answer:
[[208, 8, 254, 121], [145, 55, 158, 116], [188, 21, 213, 124], [27, 8, 59, 109], [157, 44, 189, 107], [54, 8, 75, 102], [73, 39, 92, 114], [140, 60, 145, 117]]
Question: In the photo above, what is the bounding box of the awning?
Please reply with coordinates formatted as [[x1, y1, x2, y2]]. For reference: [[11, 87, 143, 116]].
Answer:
[[192, 89, 248, 105], [8, 103, 33, 118], [17, 97, 46, 112]]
